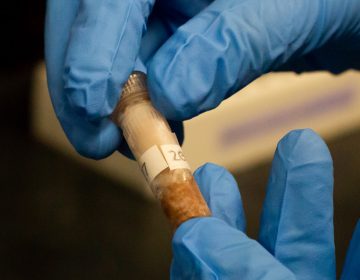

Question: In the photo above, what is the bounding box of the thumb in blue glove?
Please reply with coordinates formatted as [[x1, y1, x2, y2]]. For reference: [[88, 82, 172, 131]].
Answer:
[[45, 0, 156, 158], [45, 0, 191, 159], [172, 129, 359, 279]]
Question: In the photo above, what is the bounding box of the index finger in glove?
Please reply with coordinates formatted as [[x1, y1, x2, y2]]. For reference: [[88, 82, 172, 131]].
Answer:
[[45, 0, 155, 158], [148, 0, 360, 121], [193, 163, 246, 232], [259, 129, 335, 279]]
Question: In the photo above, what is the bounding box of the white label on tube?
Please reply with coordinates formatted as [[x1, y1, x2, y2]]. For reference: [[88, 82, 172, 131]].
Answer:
[[161, 144, 191, 171], [139, 146, 168, 183]]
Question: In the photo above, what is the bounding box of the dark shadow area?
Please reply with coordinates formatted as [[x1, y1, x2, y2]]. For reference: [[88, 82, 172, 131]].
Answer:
[[0, 69, 172, 280]]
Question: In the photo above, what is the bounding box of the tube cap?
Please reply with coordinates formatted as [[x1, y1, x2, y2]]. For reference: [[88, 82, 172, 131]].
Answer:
[[121, 71, 147, 98]]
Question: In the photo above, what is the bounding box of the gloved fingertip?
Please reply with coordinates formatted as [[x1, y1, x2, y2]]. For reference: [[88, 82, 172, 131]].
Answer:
[[147, 68, 189, 121], [260, 128, 335, 278], [62, 0, 155, 122], [70, 119, 121, 160], [194, 163, 231, 200], [148, 40, 215, 121], [277, 128, 332, 168], [194, 163, 246, 231], [64, 75, 120, 122]]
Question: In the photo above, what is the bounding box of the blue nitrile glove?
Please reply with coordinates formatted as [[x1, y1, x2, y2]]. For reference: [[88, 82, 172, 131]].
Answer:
[[172, 129, 360, 279], [46, 0, 360, 159], [148, 0, 360, 120], [45, 0, 191, 159]]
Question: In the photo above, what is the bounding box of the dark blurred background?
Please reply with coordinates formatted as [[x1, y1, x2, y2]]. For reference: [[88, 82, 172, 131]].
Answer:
[[0, 1, 359, 279]]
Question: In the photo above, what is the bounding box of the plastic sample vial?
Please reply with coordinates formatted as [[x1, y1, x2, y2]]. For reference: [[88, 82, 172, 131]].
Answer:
[[112, 72, 211, 229]]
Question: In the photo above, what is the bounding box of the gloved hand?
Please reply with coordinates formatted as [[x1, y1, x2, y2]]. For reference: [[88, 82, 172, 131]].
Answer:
[[45, 0, 189, 158], [45, 0, 360, 159], [172, 129, 360, 279], [148, 0, 360, 120]]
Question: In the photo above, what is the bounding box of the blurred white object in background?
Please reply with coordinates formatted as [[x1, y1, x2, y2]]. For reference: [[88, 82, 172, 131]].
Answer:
[[31, 63, 360, 199]]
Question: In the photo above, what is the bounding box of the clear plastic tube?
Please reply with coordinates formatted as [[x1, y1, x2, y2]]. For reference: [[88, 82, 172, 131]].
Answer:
[[112, 72, 211, 229]]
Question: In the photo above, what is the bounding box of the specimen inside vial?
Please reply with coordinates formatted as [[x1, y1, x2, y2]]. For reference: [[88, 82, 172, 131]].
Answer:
[[112, 72, 211, 229]]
